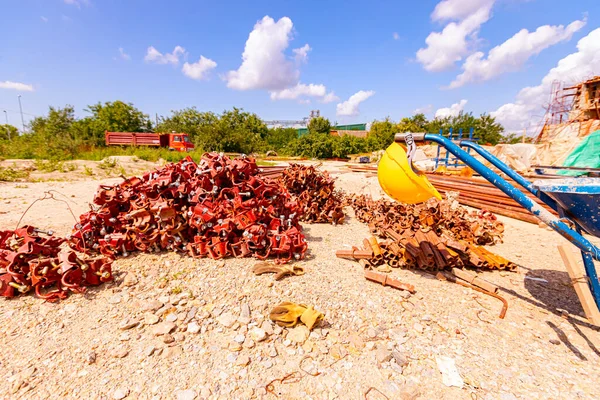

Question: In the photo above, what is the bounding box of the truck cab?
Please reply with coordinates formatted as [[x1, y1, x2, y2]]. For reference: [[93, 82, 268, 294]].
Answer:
[[168, 133, 195, 152]]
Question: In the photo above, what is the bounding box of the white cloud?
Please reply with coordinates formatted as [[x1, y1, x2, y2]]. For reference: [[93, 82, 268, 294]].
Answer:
[[492, 27, 600, 132], [416, 0, 495, 72], [0, 81, 34, 92], [293, 44, 311, 63], [182, 56, 217, 80], [393, 32, 400, 40], [449, 19, 586, 88], [225, 15, 335, 103], [118, 47, 131, 61], [435, 99, 467, 118], [225, 16, 298, 91], [144, 45, 186, 65], [336, 90, 375, 117], [41, 16, 48, 22], [269, 83, 338, 103], [414, 105, 433, 115], [431, 0, 495, 21]]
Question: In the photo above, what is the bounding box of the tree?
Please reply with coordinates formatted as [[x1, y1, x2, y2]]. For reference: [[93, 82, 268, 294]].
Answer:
[[28, 105, 80, 158], [85, 101, 152, 145], [156, 107, 219, 149], [308, 116, 331, 134], [367, 118, 397, 151], [0, 124, 19, 141], [475, 113, 504, 145], [264, 127, 298, 152], [397, 113, 428, 133]]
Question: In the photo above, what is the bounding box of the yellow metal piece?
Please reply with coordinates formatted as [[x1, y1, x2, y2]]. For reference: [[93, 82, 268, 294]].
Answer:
[[378, 142, 442, 204]]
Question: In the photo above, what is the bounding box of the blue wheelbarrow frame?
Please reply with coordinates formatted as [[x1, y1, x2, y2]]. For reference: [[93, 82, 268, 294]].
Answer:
[[395, 133, 600, 309]]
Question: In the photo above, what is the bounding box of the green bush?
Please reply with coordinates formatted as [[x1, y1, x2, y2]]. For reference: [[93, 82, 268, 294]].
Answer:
[[0, 166, 29, 182]]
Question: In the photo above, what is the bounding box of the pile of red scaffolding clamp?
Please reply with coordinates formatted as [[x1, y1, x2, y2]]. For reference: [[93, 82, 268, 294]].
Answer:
[[0, 226, 113, 301], [70, 153, 308, 264]]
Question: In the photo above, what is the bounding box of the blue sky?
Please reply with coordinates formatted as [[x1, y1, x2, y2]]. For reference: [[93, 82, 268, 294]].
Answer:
[[1, 0, 599, 132]]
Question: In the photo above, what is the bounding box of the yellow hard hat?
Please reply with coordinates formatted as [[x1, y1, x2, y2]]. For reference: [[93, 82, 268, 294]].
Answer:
[[378, 142, 442, 204]]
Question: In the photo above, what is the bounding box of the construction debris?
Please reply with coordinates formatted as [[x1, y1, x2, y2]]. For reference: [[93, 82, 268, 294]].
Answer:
[[342, 195, 515, 271], [279, 164, 345, 224], [0, 226, 113, 300], [252, 262, 305, 280], [364, 270, 415, 293], [269, 302, 324, 330], [69, 154, 308, 264]]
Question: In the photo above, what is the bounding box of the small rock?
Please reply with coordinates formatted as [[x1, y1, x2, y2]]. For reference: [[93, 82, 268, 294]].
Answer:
[[267, 345, 278, 357], [367, 328, 377, 339], [108, 294, 122, 304], [262, 360, 273, 369], [243, 338, 255, 349], [234, 334, 246, 344], [112, 388, 129, 399], [287, 326, 309, 344], [376, 348, 392, 364], [186, 307, 198, 321], [227, 353, 238, 363], [391, 351, 409, 367], [249, 327, 268, 342], [111, 346, 129, 358], [162, 346, 183, 358], [118, 319, 139, 330], [413, 323, 424, 334], [217, 312, 236, 328], [122, 272, 138, 287], [229, 342, 243, 352], [165, 313, 178, 322], [550, 339, 560, 345], [236, 355, 250, 366], [176, 389, 197, 400], [152, 322, 176, 336], [348, 334, 365, 349], [86, 351, 96, 364], [142, 300, 163, 312], [239, 303, 251, 324], [260, 321, 274, 335], [162, 334, 175, 344], [144, 313, 160, 325], [119, 333, 130, 341], [187, 322, 201, 334], [144, 345, 156, 357], [158, 295, 170, 304]]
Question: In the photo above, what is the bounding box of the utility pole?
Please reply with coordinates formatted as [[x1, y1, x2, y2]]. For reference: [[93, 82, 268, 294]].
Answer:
[[17, 95, 25, 132], [3, 110, 10, 141]]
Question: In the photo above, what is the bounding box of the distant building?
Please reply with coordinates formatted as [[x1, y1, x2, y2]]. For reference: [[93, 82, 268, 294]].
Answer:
[[297, 123, 368, 138]]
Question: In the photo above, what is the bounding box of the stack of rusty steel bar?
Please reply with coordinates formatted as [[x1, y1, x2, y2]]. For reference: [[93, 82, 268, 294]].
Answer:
[[425, 174, 557, 224], [338, 195, 516, 271], [279, 164, 345, 224], [0, 226, 113, 300], [345, 163, 557, 224], [69, 153, 308, 264], [257, 165, 287, 179]]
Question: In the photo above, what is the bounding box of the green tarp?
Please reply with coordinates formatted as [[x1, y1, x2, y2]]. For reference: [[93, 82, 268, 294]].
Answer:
[[558, 130, 600, 176]]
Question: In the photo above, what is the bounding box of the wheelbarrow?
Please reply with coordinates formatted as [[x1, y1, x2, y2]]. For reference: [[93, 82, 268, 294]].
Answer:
[[378, 133, 600, 316]]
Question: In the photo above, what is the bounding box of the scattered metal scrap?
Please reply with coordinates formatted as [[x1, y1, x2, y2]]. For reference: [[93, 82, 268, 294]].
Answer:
[[341, 195, 515, 271], [69, 154, 308, 264], [0, 226, 113, 300], [279, 164, 345, 224]]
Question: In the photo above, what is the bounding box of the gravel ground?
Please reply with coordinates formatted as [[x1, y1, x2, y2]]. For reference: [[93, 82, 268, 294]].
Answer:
[[1, 161, 599, 400]]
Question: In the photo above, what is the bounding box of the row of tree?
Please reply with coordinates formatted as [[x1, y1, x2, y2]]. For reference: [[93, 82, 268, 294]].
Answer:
[[0, 100, 512, 160]]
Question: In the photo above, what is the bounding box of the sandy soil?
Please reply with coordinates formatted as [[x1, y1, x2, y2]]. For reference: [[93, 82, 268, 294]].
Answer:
[[1, 160, 599, 400]]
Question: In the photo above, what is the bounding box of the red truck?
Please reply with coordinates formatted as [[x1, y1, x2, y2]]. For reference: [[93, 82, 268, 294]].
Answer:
[[105, 131, 195, 152]]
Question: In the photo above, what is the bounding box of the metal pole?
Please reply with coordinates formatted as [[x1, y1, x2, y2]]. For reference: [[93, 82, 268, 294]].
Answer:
[[3, 110, 10, 141], [17, 95, 25, 132]]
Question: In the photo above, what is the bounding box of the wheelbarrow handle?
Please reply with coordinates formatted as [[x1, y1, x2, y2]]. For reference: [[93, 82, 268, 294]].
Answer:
[[395, 133, 426, 143]]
